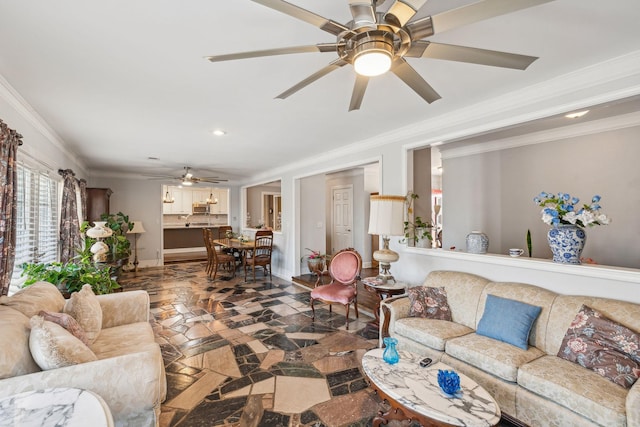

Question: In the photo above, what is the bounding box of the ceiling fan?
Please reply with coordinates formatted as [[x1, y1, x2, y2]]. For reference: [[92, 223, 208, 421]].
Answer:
[[147, 167, 228, 186], [206, 0, 552, 111]]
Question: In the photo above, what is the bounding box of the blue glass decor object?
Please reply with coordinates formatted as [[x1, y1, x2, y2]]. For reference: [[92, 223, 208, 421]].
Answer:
[[437, 369, 461, 397], [382, 337, 400, 364]]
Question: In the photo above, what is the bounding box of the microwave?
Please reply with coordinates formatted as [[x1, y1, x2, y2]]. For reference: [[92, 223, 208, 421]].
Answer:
[[192, 203, 210, 214]]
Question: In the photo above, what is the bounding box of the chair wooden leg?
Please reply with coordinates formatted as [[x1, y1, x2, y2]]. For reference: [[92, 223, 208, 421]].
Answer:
[[354, 300, 359, 318], [345, 304, 350, 330], [213, 264, 218, 280], [310, 298, 315, 320]]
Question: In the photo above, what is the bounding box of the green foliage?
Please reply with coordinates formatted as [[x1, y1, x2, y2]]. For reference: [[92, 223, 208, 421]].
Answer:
[[100, 212, 134, 259], [401, 192, 433, 245], [526, 229, 532, 258], [20, 258, 120, 295]]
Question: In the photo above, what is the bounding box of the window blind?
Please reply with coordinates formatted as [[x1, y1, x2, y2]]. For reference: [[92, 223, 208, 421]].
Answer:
[[11, 164, 59, 286]]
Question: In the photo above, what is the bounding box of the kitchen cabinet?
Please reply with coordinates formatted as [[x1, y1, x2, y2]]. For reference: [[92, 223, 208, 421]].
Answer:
[[162, 186, 228, 215], [162, 186, 191, 215], [210, 189, 228, 214]]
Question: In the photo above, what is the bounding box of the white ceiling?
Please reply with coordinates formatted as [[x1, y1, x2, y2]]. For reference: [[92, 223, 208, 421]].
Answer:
[[1, 0, 639, 183]]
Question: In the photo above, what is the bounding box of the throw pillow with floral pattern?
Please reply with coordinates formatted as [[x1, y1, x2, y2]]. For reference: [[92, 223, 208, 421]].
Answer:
[[407, 286, 452, 320], [557, 305, 640, 389]]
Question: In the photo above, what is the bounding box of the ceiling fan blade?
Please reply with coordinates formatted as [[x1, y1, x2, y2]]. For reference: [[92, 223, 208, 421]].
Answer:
[[406, 41, 538, 70], [384, 0, 428, 27], [349, 0, 377, 29], [391, 58, 441, 104], [206, 43, 342, 62], [405, 16, 434, 40], [251, 0, 349, 36], [276, 58, 349, 99], [349, 74, 370, 111], [431, 0, 554, 34]]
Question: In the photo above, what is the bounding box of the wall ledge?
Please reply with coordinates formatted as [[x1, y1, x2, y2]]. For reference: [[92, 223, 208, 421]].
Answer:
[[404, 247, 640, 284]]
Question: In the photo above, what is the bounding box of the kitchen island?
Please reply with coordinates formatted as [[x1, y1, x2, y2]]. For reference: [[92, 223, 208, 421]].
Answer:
[[163, 224, 227, 263]]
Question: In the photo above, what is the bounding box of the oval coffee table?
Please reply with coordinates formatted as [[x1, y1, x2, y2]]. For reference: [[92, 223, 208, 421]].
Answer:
[[362, 348, 501, 427]]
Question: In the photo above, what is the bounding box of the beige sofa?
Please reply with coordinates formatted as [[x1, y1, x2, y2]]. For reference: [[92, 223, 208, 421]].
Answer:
[[0, 282, 167, 427], [381, 271, 640, 427]]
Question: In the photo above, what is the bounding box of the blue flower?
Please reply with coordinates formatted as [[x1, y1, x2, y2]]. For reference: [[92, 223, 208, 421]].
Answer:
[[533, 197, 541, 204], [563, 193, 570, 201], [571, 197, 580, 204], [591, 204, 601, 210], [566, 205, 574, 212], [552, 217, 560, 225], [592, 195, 601, 203]]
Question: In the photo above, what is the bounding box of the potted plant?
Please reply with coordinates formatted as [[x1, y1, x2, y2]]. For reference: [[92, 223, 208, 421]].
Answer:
[[99, 212, 134, 261], [401, 192, 433, 247], [20, 257, 120, 296], [301, 248, 328, 274]]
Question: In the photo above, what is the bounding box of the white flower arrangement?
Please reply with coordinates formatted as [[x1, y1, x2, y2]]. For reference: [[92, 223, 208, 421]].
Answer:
[[533, 192, 611, 228]]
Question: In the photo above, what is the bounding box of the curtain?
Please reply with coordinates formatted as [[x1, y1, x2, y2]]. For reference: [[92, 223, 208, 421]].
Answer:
[[78, 178, 87, 223], [59, 169, 82, 263], [0, 120, 22, 296]]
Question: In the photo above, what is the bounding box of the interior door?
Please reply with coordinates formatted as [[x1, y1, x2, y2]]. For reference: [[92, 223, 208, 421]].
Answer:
[[332, 185, 353, 253]]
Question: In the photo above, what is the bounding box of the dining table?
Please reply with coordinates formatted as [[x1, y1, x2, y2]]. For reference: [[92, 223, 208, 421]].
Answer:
[[213, 238, 256, 272]]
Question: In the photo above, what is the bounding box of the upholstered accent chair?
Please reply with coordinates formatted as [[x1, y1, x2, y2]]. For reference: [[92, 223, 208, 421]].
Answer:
[[310, 248, 362, 330], [244, 230, 273, 281]]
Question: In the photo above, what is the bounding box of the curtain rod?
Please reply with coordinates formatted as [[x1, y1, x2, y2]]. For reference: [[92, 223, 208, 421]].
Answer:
[[18, 149, 53, 172]]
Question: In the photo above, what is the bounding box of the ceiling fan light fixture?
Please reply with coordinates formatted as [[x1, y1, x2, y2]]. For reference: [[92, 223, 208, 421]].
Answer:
[[182, 180, 193, 186], [353, 34, 394, 77]]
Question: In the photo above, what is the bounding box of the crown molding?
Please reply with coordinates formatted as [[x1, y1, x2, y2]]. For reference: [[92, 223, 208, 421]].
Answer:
[[439, 110, 640, 160], [0, 73, 87, 173]]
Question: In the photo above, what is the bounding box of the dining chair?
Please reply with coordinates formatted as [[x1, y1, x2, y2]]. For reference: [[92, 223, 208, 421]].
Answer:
[[206, 231, 235, 280], [243, 230, 273, 281], [202, 228, 214, 276], [310, 248, 362, 330]]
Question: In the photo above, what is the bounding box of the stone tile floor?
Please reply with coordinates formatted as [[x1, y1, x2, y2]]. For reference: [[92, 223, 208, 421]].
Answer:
[[120, 262, 515, 427]]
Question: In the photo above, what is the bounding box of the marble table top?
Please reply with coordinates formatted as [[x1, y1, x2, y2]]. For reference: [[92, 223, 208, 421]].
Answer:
[[0, 388, 114, 427], [361, 277, 407, 291], [362, 349, 501, 427]]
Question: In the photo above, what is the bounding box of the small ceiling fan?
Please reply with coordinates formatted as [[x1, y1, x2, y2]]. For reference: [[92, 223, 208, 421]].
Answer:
[[147, 167, 228, 186], [206, 0, 552, 111]]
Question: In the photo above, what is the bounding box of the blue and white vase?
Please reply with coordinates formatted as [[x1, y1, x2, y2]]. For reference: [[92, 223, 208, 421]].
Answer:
[[547, 225, 586, 265], [466, 231, 489, 254]]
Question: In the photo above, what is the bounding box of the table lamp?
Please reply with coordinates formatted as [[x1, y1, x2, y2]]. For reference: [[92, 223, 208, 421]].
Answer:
[[127, 221, 146, 272], [368, 195, 405, 284], [86, 221, 113, 262]]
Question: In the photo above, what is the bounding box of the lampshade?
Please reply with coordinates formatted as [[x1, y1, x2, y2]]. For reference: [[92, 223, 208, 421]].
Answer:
[[127, 221, 146, 234], [368, 195, 405, 236]]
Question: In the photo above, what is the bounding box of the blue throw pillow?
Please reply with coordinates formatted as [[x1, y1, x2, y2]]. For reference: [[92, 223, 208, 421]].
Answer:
[[476, 294, 542, 350]]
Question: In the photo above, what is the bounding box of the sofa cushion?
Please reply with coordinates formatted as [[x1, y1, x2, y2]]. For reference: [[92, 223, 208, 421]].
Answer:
[[446, 333, 544, 382], [91, 322, 157, 359], [477, 295, 542, 350], [0, 306, 40, 379], [407, 286, 452, 320], [29, 315, 97, 370], [39, 310, 90, 346], [64, 284, 102, 344], [0, 281, 65, 318], [517, 355, 627, 426], [395, 317, 473, 351], [420, 271, 490, 329], [557, 304, 640, 389]]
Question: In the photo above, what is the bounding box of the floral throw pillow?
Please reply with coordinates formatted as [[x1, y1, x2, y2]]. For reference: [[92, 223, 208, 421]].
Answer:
[[557, 305, 640, 389], [407, 286, 452, 321]]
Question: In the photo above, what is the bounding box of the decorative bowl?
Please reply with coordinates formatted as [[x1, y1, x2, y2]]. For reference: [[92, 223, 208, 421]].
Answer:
[[437, 369, 461, 397]]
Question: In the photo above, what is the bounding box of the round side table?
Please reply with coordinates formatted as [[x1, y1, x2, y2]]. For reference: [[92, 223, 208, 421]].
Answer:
[[362, 277, 406, 332], [0, 387, 114, 427]]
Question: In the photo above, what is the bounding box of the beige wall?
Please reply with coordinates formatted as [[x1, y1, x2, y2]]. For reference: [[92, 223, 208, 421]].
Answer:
[[441, 127, 640, 268]]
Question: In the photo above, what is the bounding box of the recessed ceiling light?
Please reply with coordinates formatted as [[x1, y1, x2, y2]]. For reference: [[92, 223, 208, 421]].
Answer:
[[212, 129, 226, 136], [565, 110, 589, 119], [147, 156, 160, 160]]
